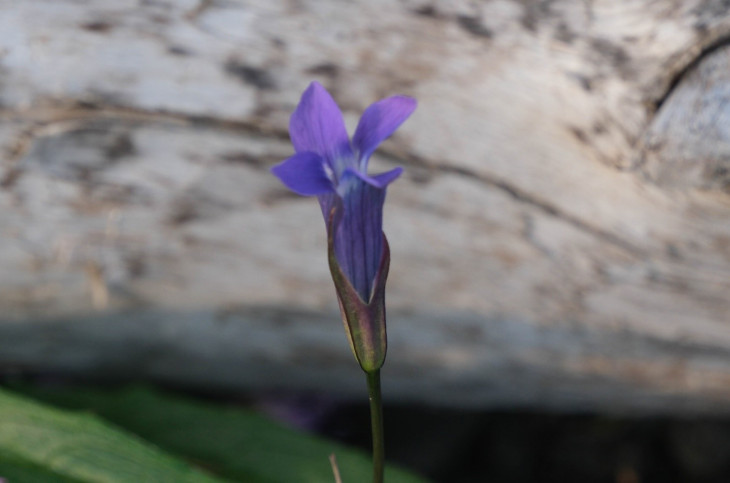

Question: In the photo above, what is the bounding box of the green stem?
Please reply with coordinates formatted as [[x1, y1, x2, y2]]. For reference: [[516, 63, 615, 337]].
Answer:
[[366, 369, 385, 483]]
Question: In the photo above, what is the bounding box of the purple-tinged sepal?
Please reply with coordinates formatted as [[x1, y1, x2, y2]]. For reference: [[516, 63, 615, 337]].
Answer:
[[327, 207, 390, 373]]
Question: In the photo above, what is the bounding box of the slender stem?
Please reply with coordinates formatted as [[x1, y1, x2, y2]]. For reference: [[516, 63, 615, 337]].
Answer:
[[366, 369, 385, 483], [329, 453, 343, 483]]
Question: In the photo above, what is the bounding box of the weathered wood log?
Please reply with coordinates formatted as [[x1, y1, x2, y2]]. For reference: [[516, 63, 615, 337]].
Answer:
[[3, 0, 730, 412]]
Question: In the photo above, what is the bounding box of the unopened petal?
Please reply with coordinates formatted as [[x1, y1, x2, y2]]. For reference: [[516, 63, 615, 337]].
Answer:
[[333, 172, 387, 301], [352, 96, 417, 165], [270, 152, 333, 196]]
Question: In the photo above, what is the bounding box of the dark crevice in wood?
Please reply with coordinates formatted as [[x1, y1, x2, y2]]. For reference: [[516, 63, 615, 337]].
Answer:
[[1, 103, 644, 257], [386, 153, 647, 258], [0, 104, 292, 143], [653, 35, 730, 114]]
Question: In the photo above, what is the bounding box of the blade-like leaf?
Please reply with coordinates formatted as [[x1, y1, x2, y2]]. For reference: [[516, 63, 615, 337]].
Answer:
[[17, 385, 429, 483], [0, 388, 225, 483]]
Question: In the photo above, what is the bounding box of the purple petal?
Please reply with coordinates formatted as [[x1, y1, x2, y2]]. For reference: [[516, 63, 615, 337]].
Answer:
[[289, 82, 353, 164], [352, 96, 417, 164], [271, 152, 333, 196], [348, 167, 403, 189]]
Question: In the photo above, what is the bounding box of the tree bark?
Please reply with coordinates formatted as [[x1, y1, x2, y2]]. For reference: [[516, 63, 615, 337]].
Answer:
[[3, 0, 730, 412]]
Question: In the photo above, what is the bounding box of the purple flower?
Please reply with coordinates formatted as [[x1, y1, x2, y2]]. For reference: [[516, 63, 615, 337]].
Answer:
[[271, 82, 416, 371], [272, 82, 416, 301]]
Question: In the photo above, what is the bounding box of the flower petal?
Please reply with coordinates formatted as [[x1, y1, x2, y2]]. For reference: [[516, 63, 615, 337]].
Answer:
[[349, 167, 403, 189], [289, 82, 353, 164], [270, 151, 333, 196], [352, 96, 417, 164]]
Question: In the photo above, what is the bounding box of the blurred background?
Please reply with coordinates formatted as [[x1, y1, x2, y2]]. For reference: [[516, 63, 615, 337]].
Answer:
[[3, 1, 730, 481]]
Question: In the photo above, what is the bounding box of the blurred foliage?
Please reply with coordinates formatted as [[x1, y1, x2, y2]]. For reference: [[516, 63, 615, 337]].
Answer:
[[1, 384, 427, 483], [0, 387, 221, 482]]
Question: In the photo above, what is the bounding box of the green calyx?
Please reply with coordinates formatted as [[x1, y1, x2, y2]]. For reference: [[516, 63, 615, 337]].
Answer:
[[327, 215, 389, 373]]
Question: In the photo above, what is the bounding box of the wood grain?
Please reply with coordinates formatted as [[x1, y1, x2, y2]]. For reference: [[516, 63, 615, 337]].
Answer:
[[2, 0, 730, 412]]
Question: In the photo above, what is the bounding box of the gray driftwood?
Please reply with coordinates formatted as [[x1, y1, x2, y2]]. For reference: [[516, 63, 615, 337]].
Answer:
[[3, 0, 730, 412]]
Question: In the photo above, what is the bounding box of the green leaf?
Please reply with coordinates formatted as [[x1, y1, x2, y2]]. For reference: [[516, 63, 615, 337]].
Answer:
[[0, 388, 225, 483], [0, 452, 80, 483], [16, 385, 428, 483]]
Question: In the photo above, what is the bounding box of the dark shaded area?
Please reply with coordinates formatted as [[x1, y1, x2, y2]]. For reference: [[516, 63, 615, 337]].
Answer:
[[6, 371, 730, 483], [316, 402, 730, 483], [223, 61, 276, 90], [456, 16, 493, 39], [305, 62, 340, 78], [80, 21, 114, 33]]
